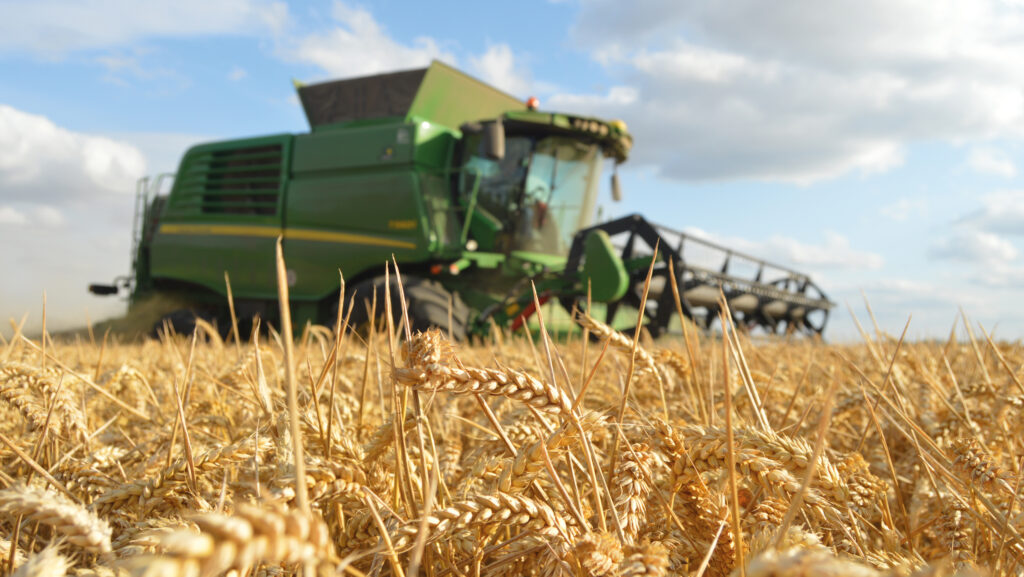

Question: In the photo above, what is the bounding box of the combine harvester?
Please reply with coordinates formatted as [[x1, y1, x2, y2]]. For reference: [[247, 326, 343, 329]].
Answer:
[[90, 62, 833, 339]]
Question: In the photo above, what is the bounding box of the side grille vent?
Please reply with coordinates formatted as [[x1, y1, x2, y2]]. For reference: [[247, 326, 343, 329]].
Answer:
[[173, 144, 284, 216]]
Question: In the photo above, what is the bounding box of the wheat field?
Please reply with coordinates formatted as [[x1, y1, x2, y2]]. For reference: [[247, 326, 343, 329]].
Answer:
[[1, 301, 1022, 577]]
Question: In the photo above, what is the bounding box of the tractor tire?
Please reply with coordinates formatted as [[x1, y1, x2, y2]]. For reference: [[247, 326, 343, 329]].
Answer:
[[344, 276, 469, 341], [152, 309, 203, 338]]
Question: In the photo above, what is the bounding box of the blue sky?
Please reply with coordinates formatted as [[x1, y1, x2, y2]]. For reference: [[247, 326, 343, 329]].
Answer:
[[3, 0, 1024, 341]]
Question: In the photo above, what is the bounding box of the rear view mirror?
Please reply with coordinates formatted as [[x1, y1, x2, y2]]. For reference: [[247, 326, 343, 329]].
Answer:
[[611, 169, 623, 202], [483, 119, 505, 160]]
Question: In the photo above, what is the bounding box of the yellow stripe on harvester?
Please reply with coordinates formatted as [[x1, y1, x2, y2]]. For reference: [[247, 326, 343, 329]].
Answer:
[[159, 223, 281, 238], [159, 223, 417, 250], [285, 228, 416, 249]]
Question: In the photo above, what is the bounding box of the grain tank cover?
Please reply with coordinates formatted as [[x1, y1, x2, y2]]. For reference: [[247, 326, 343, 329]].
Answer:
[[297, 60, 525, 130]]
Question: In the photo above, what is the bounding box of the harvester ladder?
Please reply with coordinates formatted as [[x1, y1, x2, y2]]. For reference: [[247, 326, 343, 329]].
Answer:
[[130, 177, 149, 270], [130, 174, 175, 269]]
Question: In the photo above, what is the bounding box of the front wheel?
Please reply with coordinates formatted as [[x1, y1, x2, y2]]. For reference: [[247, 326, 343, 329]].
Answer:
[[342, 276, 470, 341], [152, 308, 217, 338]]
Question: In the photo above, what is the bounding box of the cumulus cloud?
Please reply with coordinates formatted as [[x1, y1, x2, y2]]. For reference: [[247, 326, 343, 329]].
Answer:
[[0, 0, 288, 57], [468, 44, 533, 97], [0, 206, 28, 225], [979, 262, 1024, 287], [682, 227, 884, 271], [929, 190, 1024, 291], [0, 108, 182, 332], [33, 205, 66, 227], [289, 2, 454, 79], [632, 43, 764, 84], [880, 197, 927, 221], [929, 230, 1019, 263], [956, 190, 1024, 234], [0, 208, 132, 333], [968, 147, 1016, 177], [855, 277, 985, 309], [287, 3, 547, 101], [549, 86, 639, 109], [563, 0, 1024, 183], [0, 205, 66, 227], [0, 104, 146, 202]]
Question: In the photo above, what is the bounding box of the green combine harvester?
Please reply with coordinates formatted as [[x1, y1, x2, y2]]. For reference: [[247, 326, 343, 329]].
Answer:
[[89, 61, 834, 339]]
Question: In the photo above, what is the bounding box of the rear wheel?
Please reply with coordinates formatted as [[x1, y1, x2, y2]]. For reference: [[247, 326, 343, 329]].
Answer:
[[343, 276, 469, 341]]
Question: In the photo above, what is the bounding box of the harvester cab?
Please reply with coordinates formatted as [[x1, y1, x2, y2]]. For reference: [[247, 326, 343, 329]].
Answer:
[[89, 60, 833, 339], [456, 113, 622, 258]]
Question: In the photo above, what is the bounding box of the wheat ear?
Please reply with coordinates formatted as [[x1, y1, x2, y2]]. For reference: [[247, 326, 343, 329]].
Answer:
[[0, 484, 112, 554], [395, 329, 573, 415], [11, 546, 69, 577]]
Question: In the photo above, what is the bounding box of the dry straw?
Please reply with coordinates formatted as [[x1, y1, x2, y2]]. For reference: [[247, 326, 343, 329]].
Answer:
[[1, 287, 1022, 576]]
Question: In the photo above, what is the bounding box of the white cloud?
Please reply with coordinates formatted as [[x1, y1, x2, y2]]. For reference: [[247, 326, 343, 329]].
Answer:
[[930, 191, 1024, 291], [0, 206, 28, 225], [574, 1, 1024, 75], [288, 4, 550, 101], [0, 0, 288, 57], [109, 132, 213, 175], [854, 277, 985, 309], [880, 197, 928, 221], [565, 0, 1024, 183], [929, 230, 1019, 263], [771, 231, 885, 270], [0, 209, 131, 334], [968, 147, 1016, 177], [468, 44, 533, 97], [682, 227, 884, 271], [978, 262, 1024, 287], [822, 273, 1020, 340], [0, 105, 146, 201], [548, 58, 911, 183], [94, 48, 191, 91], [549, 86, 639, 109], [228, 65, 248, 81], [0, 204, 67, 227], [866, 278, 935, 295], [956, 190, 1024, 234], [632, 42, 764, 84], [289, 1, 454, 79], [0, 110, 203, 334], [32, 206, 66, 227]]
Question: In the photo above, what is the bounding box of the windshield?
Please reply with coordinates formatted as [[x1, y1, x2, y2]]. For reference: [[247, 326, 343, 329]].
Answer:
[[462, 135, 601, 255]]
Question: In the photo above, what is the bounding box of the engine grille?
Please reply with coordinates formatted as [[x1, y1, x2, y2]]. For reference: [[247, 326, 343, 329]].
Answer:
[[171, 144, 284, 216]]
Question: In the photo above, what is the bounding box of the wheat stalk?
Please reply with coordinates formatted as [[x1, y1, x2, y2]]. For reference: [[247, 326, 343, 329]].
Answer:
[[4, 297, 1024, 576]]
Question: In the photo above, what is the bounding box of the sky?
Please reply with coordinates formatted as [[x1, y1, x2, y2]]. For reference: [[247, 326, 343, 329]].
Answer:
[[2, 0, 1024, 341]]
